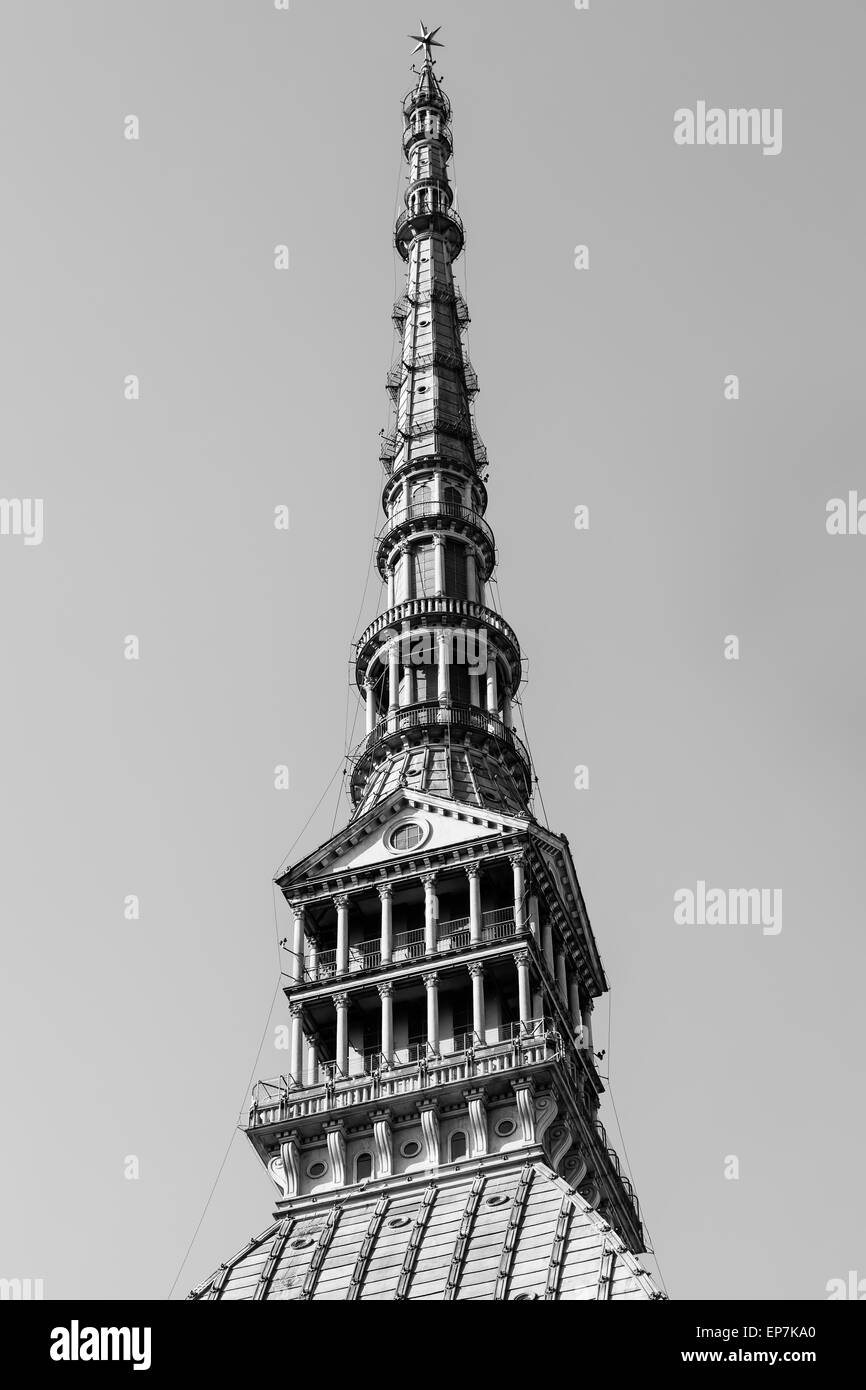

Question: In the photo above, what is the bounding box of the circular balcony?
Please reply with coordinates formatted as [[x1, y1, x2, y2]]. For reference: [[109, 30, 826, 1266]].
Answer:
[[395, 203, 464, 260], [402, 120, 453, 156], [403, 86, 452, 124], [355, 597, 523, 695], [349, 700, 532, 801], [375, 499, 496, 579]]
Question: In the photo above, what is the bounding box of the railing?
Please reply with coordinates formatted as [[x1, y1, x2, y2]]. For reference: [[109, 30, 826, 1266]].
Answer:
[[402, 349, 466, 373], [471, 429, 488, 467], [392, 927, 426, 960], [352, 701, 532, 775], [395, 203, 464, 244], [403, 87, 452, 123], [356, 598, 521, 667], [379, 433, 398, 464], [302, 911, 521, 985], [249, 1018, 560, 1127], [402, 120, 453, 152], [436, 914, 470, 950], [377, 499, 494, 553]]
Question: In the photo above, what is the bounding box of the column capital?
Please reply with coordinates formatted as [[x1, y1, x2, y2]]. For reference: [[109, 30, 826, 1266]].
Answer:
[[377, 882, 393, 900], [376, 980, 394, 998], [289, 1002, 303, 1019], [421, 871, 438, 888], [466, 861, 481, 880], [422, 970, 440, 990], [467, 961, 485, 979], [515, 949, 531, 968], [289, 902, 306, 919], [333, 992, 349, 1010], [508, 850, 527, 868], [333, 893, 350, 910]]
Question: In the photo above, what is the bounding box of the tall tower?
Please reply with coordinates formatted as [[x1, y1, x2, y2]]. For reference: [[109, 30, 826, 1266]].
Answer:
[[191, 27, 662, 1303]]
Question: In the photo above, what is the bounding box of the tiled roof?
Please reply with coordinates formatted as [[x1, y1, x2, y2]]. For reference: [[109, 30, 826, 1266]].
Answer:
[[189, 1160, 662, 1302]]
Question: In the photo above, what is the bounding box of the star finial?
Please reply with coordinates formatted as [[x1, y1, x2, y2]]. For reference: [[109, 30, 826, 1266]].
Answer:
[[409, 21, 443, 64]]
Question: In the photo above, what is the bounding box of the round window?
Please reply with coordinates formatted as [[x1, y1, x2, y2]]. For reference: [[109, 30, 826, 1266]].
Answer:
[[401, 1140, 422, 1158], [387, 1215, 410, 1229], [306, 1161, 327, 1178], [290, 1236, 314, 1251], [495, 1119, 517, 1137], [486, 1193, 510, 1207], [387, 821, 427, 854]]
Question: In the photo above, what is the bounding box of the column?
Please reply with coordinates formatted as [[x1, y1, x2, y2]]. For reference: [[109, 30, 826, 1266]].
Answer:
[[289, 1004, 303, 1083], [388, 641, 400, 713], [365, 680, 376, 735], [424, 971, 440, 1055], [465, 549, 477, 604], [433, 535, 445, 595], [307, 932, 319, 983], [568, 977, 583, 1036], [334, 895, 350, 975], [516, 951, 532, 1027], [432, 471, 442, 505], [378, 883, 393, 965], [486, 656, 498, 715], [423, 872, 438, 954], [541, 920, 555, 976], [402, 476, 411, 510], [387, 566, 395, 608], [511, 853, 526, 932], [378, 982, 394, 1063], [334, 993, 349, 1075], [400, 663, 414, 707], [437, 628, 450, 703], [555, 951, 568, 1003], [469, 670, 481, 706], [305, 1031, 320, 1087], [502, 686, 513, 729], [581, 997, 594, 1054], [468, 863, 482, 945], [290, 906, 305, 985], [468, 962, 485, 1043]]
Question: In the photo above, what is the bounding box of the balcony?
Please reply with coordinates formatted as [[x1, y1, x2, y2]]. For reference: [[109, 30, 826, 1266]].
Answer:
[[403, 86, 452, 124], [302, 908, 520, 984], [375, 498, 495, 577], [249, 1017, 561, 1127], [402, 120, 453, 155], [356, 597, 520, 678], [395, 203, 464, 261]]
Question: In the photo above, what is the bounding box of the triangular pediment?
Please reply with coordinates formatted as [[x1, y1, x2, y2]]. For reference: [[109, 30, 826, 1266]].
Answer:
[[277, 789, 533, 894]]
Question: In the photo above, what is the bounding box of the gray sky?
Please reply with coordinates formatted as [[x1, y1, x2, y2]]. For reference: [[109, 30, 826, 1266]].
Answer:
[[0, 0, 863, 1301]]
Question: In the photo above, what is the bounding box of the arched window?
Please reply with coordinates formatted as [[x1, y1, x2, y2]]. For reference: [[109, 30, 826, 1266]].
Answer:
[[450, 1131, 467, 1161], [355, 1152, 373, 1181], [443, 484, 462, 511]]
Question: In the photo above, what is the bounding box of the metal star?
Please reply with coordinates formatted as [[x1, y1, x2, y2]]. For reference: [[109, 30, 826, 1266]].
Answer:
[[409, 21, 443, 62]]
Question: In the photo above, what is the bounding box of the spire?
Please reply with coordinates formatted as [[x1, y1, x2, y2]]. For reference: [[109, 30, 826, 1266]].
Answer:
[[351, 28, 530, 821], [189, 32, 658, 1302]]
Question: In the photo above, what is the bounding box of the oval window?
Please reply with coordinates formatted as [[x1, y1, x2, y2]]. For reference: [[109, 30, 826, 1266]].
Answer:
[[495, 1119, 517, 1137], [401, 1140, 422, 1158], [307, 1161, 327, 1178]]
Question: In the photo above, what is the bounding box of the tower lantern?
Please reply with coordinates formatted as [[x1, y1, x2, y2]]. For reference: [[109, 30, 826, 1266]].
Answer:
[[190, 27, 662, 1304]]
